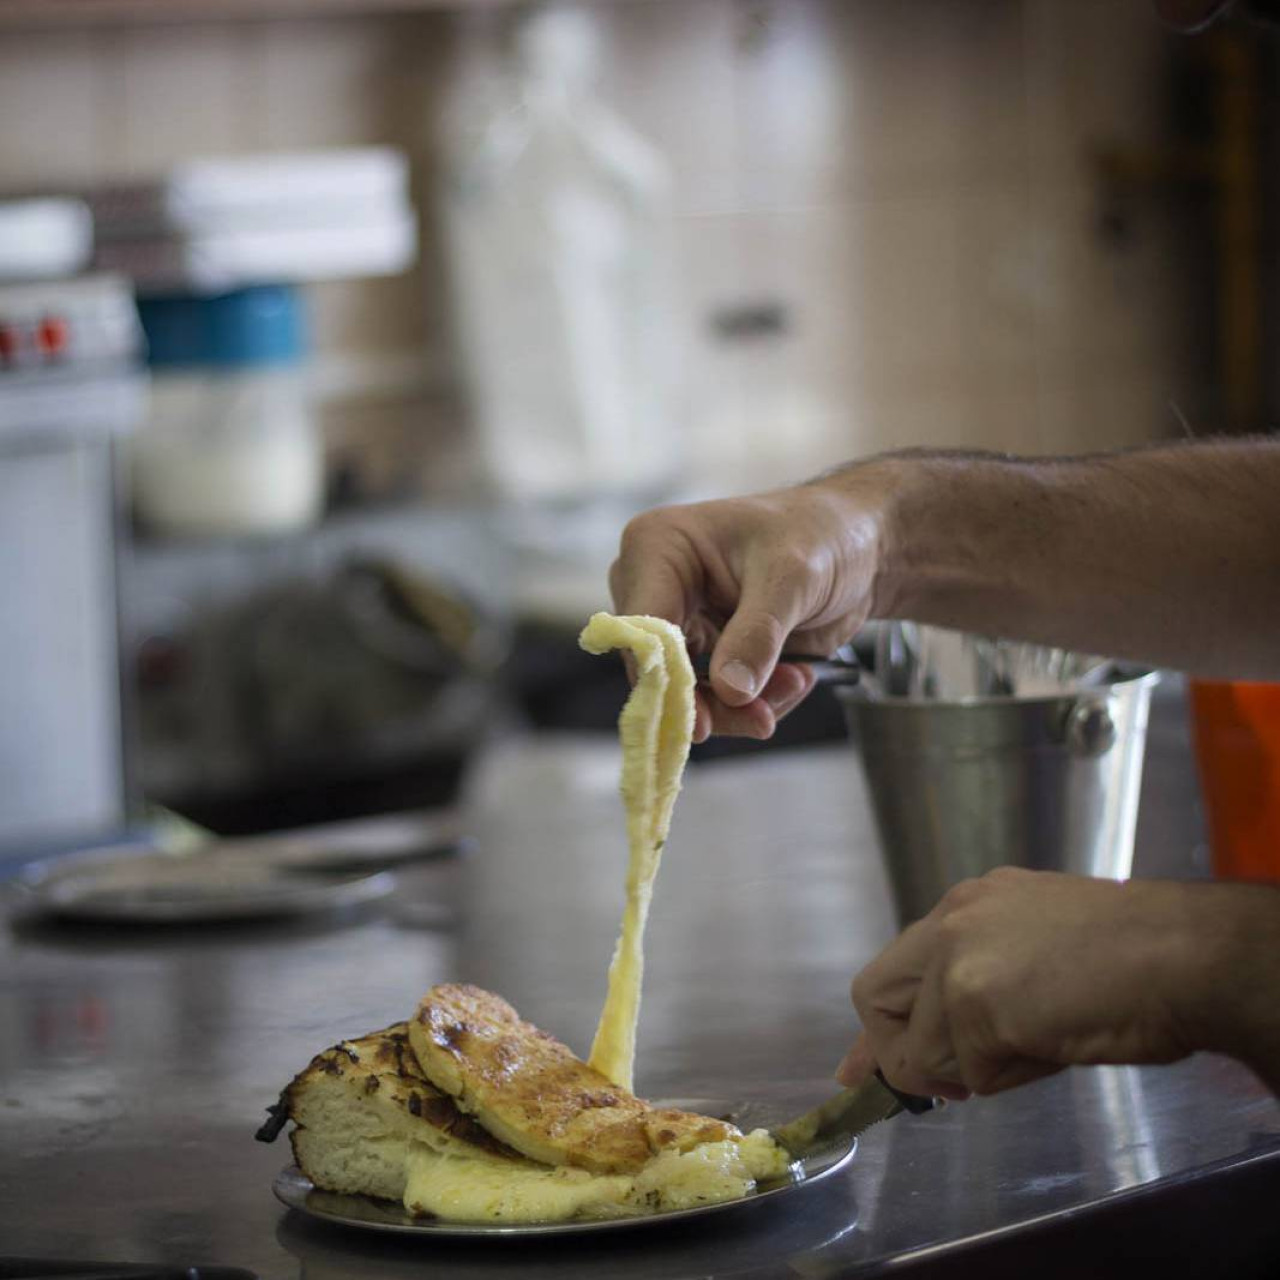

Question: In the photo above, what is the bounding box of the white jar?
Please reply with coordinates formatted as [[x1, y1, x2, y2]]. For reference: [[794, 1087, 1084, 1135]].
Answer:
[[132, 366, 324, 538], [129, 285, 324, 538]]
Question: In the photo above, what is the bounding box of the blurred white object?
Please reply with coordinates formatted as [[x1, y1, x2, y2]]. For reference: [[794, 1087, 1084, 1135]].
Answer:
[[440, 5, 683, 504], [90, 148, 409, 235], [87, 148, 417, 291], [93, 215, 417, 293], [132, 371, 323, 538], [0, 199, 93, 281]]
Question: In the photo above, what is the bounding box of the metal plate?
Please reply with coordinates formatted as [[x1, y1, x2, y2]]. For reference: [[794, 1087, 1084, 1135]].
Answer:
[[10, 845, 396, 923], [225, 809, 469, 874], [271, 1097, 856, 1239]]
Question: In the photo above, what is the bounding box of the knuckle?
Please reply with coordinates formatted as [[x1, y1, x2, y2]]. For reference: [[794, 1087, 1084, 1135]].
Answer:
[[984, 865, 1028, 887], [770, 545, 814, 578], [939, 878, 985, 913], [619, 507, 671, 552], [944, 956, 996, 1019], [934, 912, 969, 953], [757, 543, 822, 593]]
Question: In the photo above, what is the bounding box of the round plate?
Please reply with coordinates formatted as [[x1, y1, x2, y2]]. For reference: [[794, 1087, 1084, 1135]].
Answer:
[[272, 1097, 856, 1238], [11, 846, 396, 923]]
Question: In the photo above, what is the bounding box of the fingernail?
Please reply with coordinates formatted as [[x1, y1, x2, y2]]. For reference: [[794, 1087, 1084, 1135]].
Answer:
[[720, 661, 757, 698], [834, 1049, 859, 1087], [766, 691, 800, 718]]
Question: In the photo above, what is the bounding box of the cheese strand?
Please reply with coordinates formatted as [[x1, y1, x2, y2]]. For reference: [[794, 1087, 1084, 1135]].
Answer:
[[578, 612, 695, 1093]]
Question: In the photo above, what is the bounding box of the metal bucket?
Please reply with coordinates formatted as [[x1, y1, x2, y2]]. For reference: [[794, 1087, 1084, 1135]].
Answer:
[[837, 669, 1160, 926]]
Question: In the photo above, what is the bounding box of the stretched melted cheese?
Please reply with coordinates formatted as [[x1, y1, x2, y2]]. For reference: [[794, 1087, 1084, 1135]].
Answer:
[[403, 1128, 789, 1223], [404, 1145, 635, 1223], [578, 612, 695, 1093]]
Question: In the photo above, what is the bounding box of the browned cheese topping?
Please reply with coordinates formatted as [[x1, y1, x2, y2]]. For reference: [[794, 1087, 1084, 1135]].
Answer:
[[410, 984, 734, 1175]]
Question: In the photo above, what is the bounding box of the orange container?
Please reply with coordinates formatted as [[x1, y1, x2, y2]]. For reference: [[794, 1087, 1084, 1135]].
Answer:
[[1189, 680, 1280, 882]]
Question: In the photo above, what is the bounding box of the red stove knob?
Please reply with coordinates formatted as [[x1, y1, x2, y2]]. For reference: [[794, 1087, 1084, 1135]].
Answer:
[[0, 323, 18, 365], [36, 315, 70, 359]]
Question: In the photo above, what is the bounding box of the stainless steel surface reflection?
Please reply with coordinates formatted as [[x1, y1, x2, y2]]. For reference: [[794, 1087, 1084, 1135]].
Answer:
[[1, 679, 1279, 1279]]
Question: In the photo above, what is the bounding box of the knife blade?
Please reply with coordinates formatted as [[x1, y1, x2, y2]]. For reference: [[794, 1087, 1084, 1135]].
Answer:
[[771, 1071, 937, 1161]]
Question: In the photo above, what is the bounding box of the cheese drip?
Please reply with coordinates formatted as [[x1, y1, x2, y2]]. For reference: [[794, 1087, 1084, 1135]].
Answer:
[[578, 612, 695, 1093], [402, 1128, 790, 1223]]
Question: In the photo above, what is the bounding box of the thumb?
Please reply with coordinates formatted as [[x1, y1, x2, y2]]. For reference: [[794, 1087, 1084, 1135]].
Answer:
[[709, 566, 807, 707]]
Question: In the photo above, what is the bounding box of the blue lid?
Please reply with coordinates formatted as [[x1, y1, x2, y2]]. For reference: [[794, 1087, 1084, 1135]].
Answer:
[[137, 285, 307, 369]]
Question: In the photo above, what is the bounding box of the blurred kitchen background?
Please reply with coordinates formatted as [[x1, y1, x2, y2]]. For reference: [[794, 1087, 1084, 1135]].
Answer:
[[0, 0, 1274, 860]]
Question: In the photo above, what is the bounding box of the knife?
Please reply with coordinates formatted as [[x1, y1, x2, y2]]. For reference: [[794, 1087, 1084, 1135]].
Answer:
[[690, 649, 862, 687], [771, 1071, 937, 1161]]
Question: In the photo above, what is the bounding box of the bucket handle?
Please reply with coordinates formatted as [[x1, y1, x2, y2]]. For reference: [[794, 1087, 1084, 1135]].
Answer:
[[1065, 701, 1116, 758]]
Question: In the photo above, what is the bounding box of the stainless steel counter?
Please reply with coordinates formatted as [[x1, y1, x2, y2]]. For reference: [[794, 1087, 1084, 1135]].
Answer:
[[3, 681, 1279, 1278]]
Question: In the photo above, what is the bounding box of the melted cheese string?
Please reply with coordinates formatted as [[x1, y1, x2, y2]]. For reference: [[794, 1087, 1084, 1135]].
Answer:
[[578, 612, 695, 1093]]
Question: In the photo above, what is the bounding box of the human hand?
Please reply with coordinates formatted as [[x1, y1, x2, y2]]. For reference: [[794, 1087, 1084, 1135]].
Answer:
[[609, 478, 889, 742], [834, 868, 1230, 1100]]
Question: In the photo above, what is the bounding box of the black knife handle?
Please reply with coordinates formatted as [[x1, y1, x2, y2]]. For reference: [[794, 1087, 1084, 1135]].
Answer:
[[874, 1068, 937, 1114], [690, 650, 862, 685]]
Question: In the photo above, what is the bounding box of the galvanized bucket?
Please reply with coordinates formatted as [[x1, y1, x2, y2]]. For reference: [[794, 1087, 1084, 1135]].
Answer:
[[837, 669, 1160, 926]]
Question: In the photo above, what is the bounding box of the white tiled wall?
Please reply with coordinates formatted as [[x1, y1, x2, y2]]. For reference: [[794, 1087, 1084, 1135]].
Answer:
[[0, 26, 107, 182], [0, 0, 1197, 496], [594, 0, 1199, 488]]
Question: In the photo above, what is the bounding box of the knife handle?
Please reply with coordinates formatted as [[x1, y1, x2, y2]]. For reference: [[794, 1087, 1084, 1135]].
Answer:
[[875, 1068, 937, 1114], [690, 650, 862, 686]]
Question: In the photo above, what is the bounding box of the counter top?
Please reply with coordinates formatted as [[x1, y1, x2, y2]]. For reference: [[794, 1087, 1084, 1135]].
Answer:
[[3, 681, 1279, 1277]]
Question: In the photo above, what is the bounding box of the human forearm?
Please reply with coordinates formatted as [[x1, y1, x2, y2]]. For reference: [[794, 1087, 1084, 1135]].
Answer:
[[838, 870, 1280, 1100], [826, 439, 1280, 677], [610, 436, 1280, 740]]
